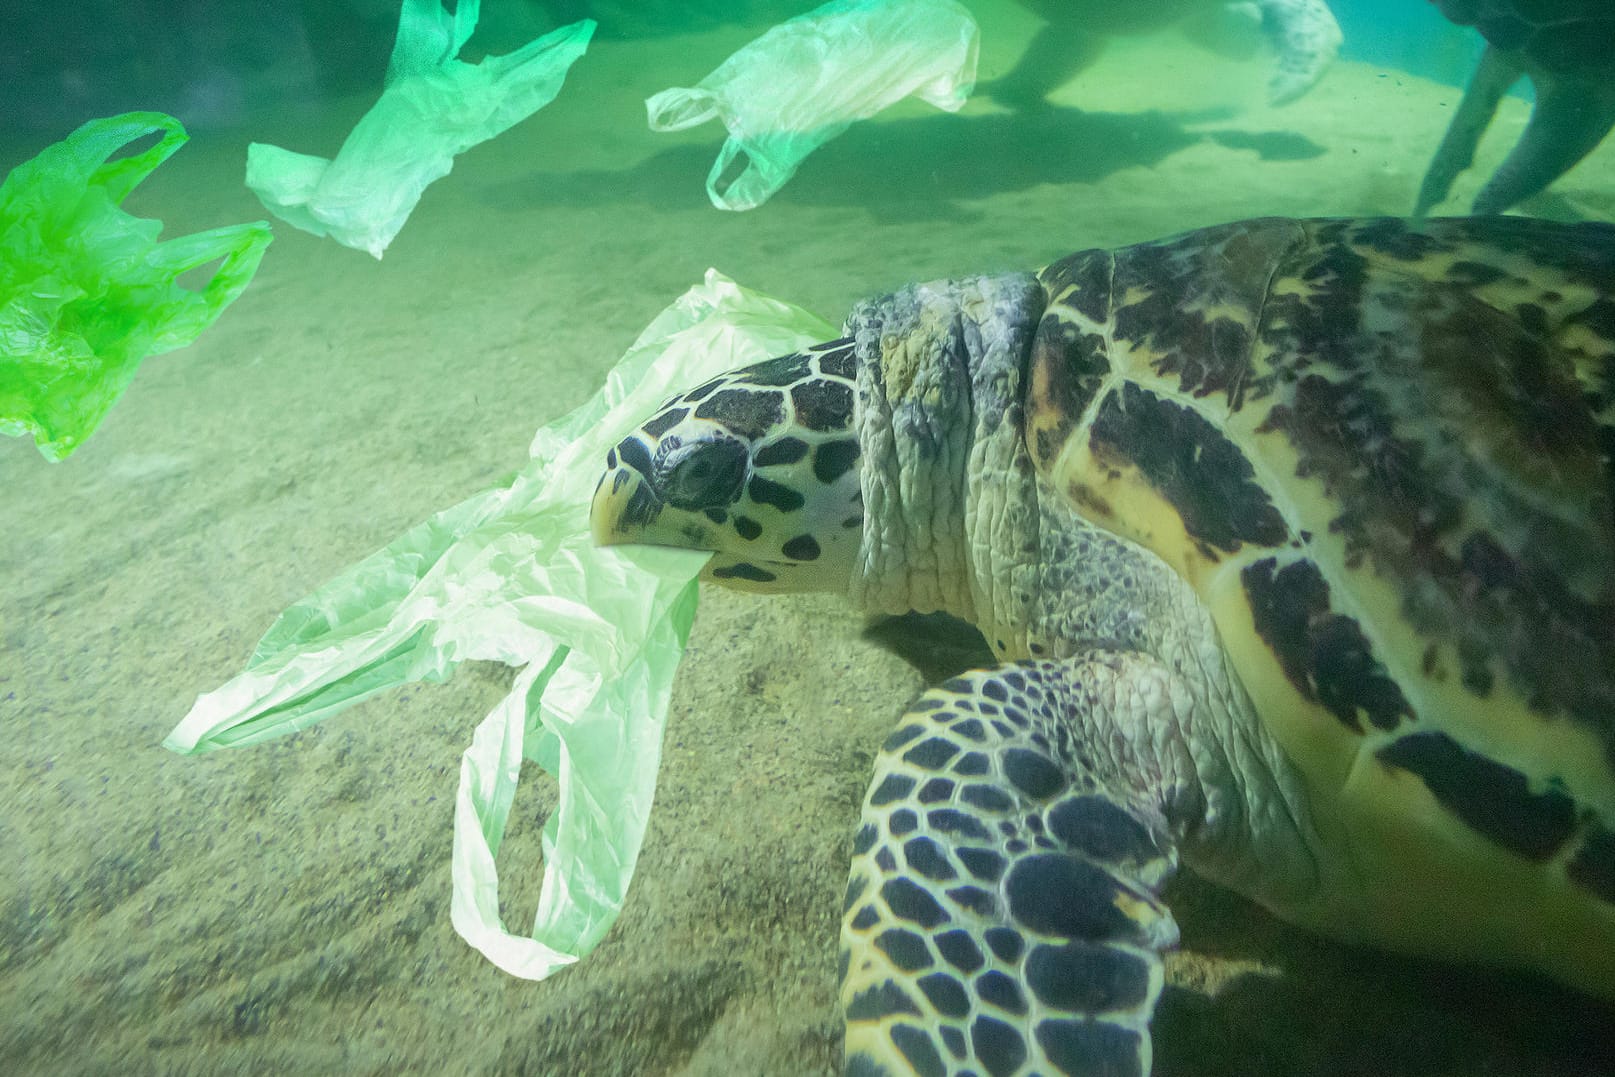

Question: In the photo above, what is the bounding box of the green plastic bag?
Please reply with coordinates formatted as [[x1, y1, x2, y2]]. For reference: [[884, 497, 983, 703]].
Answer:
[[645, 0, 978, 211], [165, 270, 834, 979], [246, 1, 594, 258], [0, 112, 271, 461]]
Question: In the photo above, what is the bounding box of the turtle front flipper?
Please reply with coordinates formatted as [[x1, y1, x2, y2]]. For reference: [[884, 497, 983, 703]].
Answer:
[[1252, 0, 1343, 106], [841, 656, 1184, 1076]]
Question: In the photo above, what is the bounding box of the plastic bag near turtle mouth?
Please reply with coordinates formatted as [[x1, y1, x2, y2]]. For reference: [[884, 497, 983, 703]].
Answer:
[[165, 271, 834, 979], [245, 0, 594, 258], [645, 0, 979, 211], [0, 111, 271, 461]]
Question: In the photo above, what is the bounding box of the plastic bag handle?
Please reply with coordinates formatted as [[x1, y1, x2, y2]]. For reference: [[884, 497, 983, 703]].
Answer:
[[644, 87, 721, 132], [142, 221, 273, 356], [76, 112, 190, 206], [705, 138, 772, 212]]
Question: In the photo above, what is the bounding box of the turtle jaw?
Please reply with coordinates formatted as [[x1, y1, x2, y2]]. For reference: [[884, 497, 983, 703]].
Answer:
[[590, 465, 672, 549], [589, 466, 732, 568]]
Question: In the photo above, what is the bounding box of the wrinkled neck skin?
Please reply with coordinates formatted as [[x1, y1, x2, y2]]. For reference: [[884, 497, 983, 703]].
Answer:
[[845, 270, 1218, 669], [842, 273, 1326, 917], [845, 272, 1045, 633]]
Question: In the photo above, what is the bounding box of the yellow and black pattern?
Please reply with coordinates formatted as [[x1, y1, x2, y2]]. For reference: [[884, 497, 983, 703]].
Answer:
[[592, 336, 865, 593], [1025, 216, 1614, 914], [593, 217, 1615, 1076]]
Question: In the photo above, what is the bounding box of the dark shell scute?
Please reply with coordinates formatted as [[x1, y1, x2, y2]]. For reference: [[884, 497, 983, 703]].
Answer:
[[1377, 730, 1577, 860], [734, 351, 812, 387], [814, 338, 857, 379], [1241, 557, 1416, 734], [1250, 216, 1615, 762], [1029, 248, 1113, 469], [1107, 218, 1304, 409], [1090, 383, 1289, 557]]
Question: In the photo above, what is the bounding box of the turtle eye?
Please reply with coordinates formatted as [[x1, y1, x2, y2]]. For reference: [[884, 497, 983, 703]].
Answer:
[[657, 437, 749, 511]]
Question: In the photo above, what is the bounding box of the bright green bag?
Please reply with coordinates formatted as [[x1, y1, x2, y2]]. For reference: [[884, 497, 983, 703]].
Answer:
[[0, 112, 271, 461]]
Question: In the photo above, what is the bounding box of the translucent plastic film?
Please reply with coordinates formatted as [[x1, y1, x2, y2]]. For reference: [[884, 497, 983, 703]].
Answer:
[[646, 0, 978, 210], [166, 270, 834, 979], [247, 1, 594, 257]]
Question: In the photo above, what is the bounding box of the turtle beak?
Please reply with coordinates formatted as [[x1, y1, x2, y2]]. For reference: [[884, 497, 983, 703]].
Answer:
[[589, 464, 663, 548]]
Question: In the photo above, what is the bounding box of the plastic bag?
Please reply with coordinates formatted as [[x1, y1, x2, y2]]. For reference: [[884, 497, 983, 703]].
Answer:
[[246, 1, 594, 258], [0, 112, 271, 461], [165, 270, 835, 979], [646, 0, 978, 211]]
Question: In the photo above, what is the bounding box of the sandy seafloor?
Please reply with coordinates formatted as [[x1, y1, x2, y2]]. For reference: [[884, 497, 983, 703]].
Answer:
[[4, 6, 1615, 1075]]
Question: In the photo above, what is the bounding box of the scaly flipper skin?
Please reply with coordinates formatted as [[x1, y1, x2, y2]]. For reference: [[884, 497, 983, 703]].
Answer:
[[842, 658, 1183, 1077], [1255, 0, 1343, 106]]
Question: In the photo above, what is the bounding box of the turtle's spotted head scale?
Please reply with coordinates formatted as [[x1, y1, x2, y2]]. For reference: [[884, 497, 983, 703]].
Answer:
[[590, 338, 863, 594]]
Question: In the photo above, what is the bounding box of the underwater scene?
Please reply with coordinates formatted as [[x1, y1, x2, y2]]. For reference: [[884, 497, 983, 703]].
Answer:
[[3, 0, 1614, 1074]]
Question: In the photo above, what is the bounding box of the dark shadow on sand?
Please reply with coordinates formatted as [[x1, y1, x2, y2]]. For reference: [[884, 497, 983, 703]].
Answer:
[[485, 102, 1326, 221]]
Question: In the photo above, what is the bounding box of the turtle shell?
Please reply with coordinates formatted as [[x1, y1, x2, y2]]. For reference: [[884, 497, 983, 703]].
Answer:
[[1022, 216, 1615, 981], [1435, 0, 1615, 74]]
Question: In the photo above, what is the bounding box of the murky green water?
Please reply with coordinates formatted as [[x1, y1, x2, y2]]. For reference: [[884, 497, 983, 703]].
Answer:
[[2, 2, 1611, 1074]]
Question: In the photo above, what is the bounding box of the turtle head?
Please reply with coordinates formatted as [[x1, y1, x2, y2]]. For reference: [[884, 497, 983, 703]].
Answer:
[[590, 340, 864, 594]]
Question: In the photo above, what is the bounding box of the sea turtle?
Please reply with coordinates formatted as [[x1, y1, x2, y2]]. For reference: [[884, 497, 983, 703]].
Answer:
[[590, 216, 1615, 1075], [988, 0, 1343, 109], [1414, 0, 1615, 216]]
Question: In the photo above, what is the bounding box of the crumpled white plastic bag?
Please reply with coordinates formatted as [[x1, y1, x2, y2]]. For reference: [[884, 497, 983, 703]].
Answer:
[[165, 270, 834, 979], [646, 0, 978, 211], [246, 1, 594, 257]]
